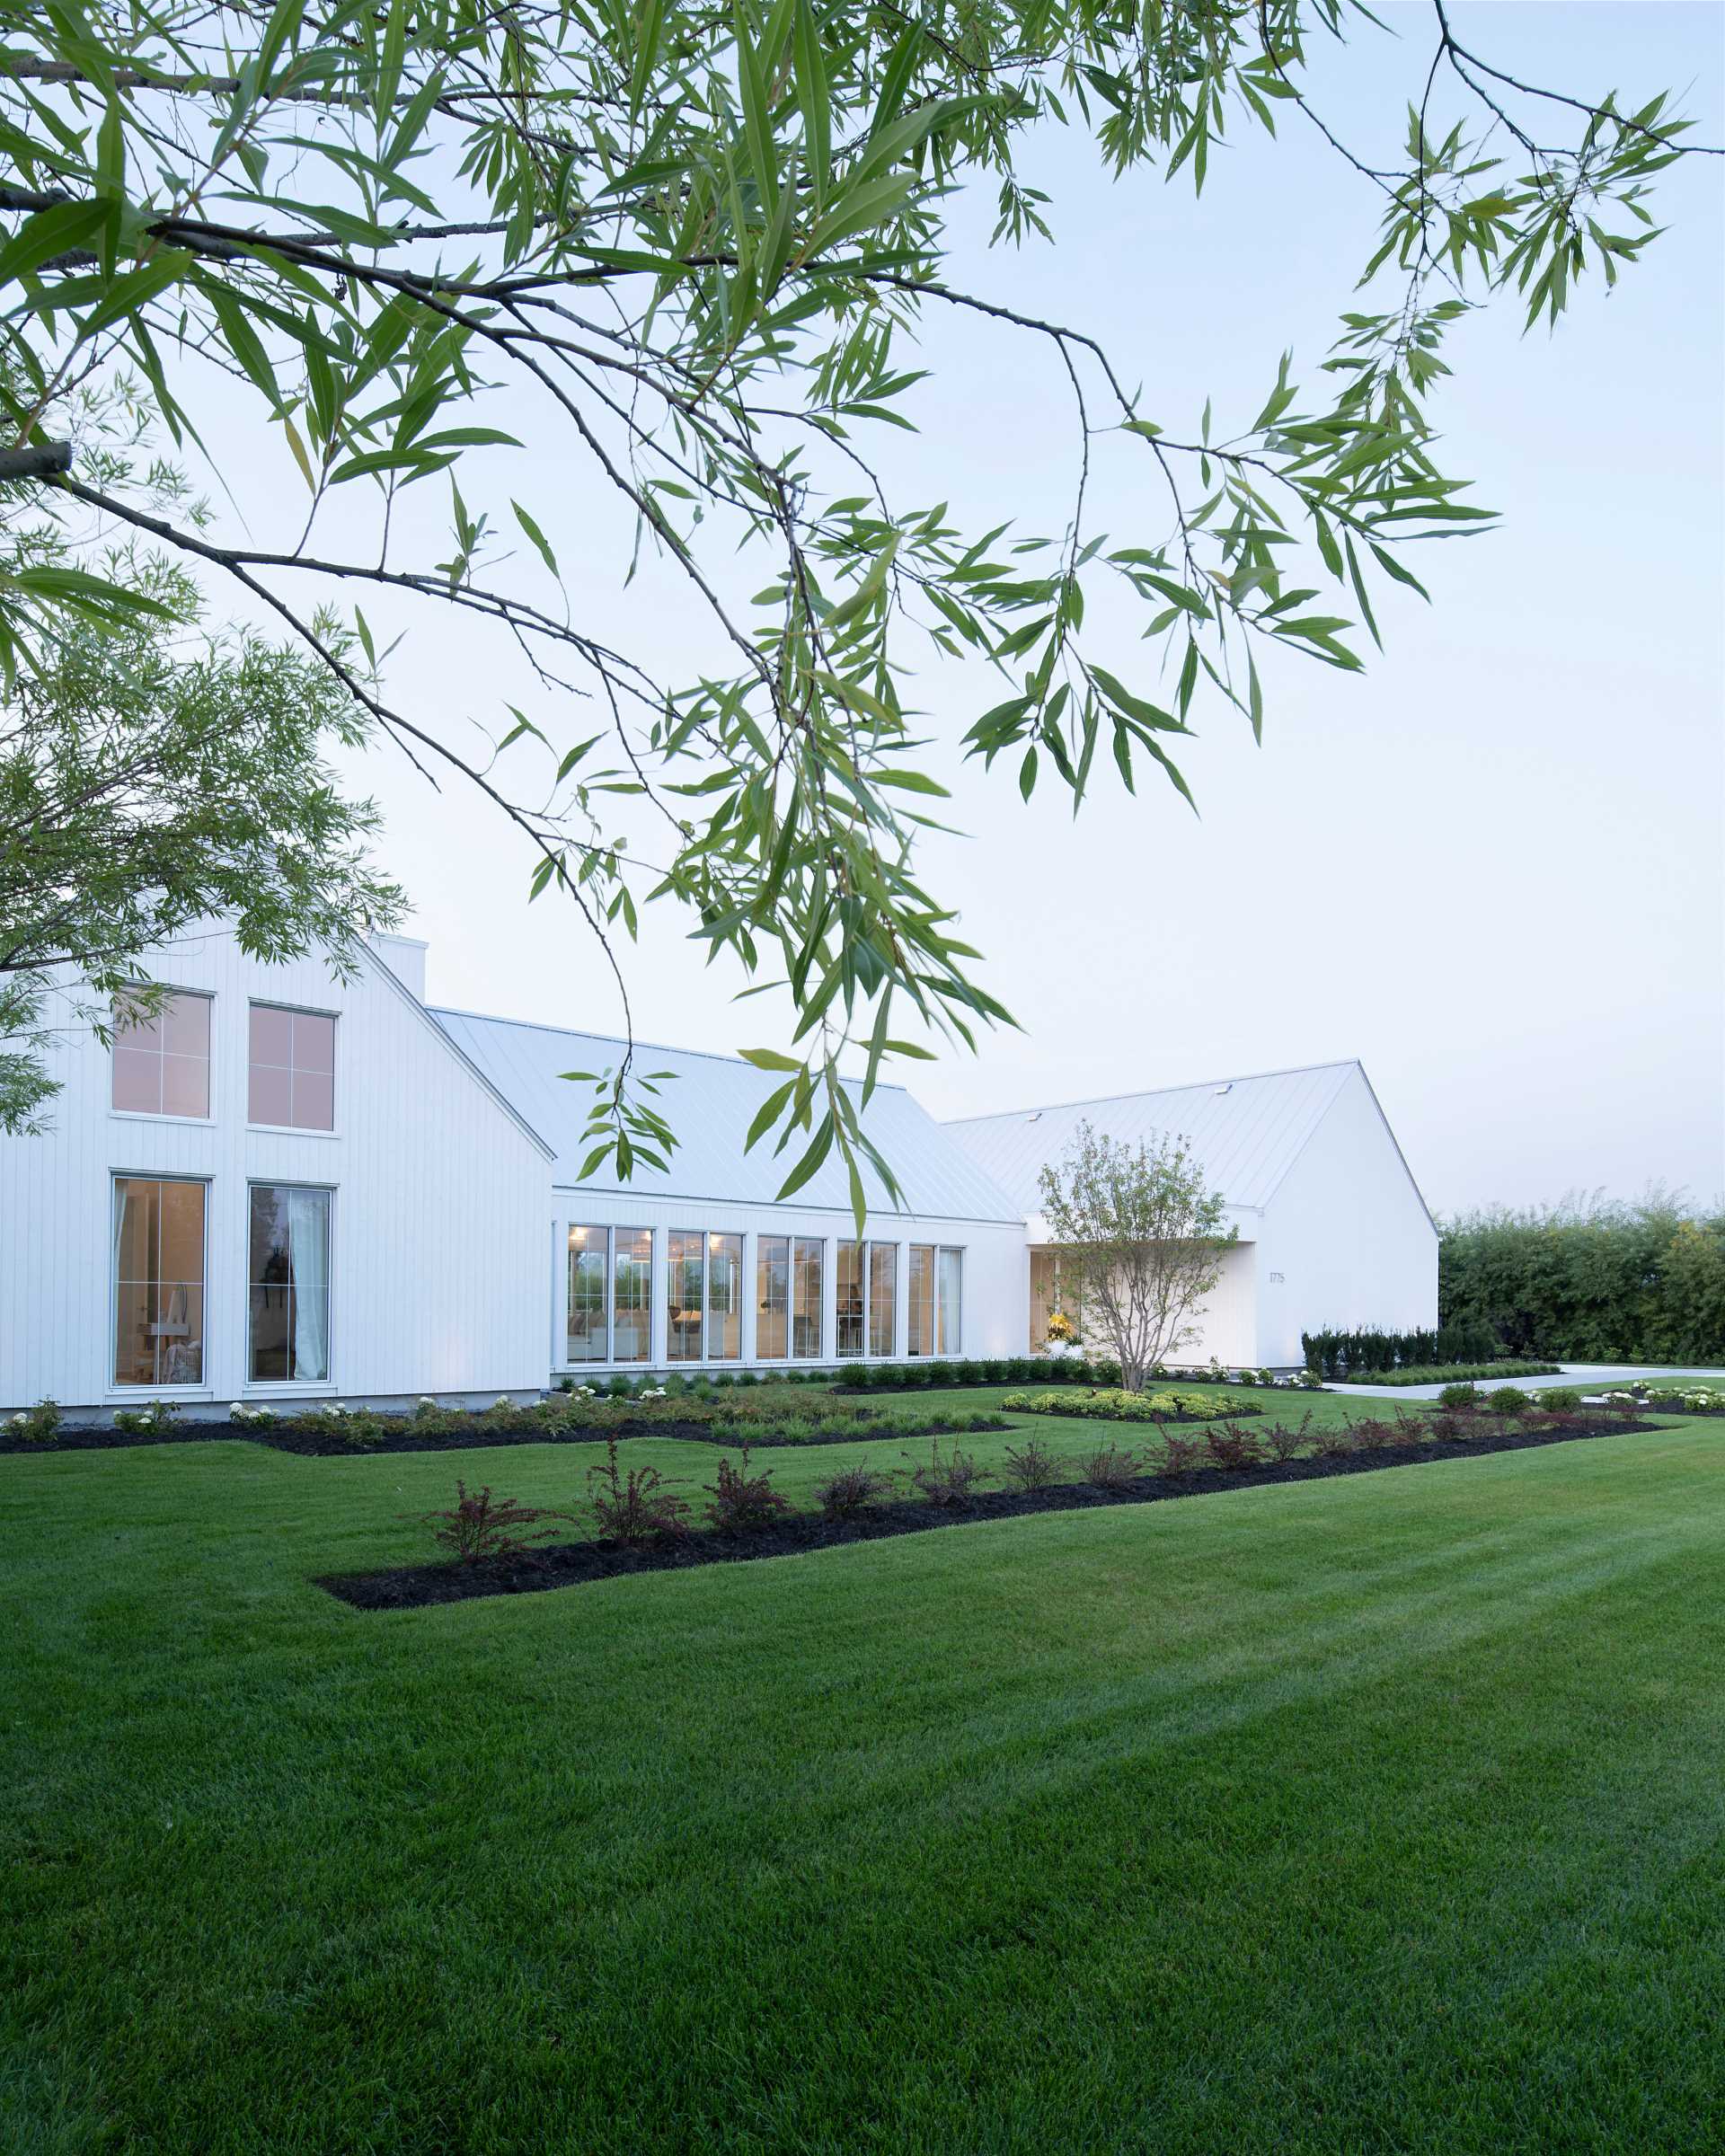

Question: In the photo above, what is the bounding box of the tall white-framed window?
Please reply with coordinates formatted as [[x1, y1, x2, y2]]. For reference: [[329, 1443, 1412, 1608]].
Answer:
[[612, 1228, 652, 1364], [869, 1242, 898, 1357], [908, 1243, 964, 1356], [667, 1229, 745, 1362], [112, 1176, 208, 1386], [836, 1241, 865, 1357], [111, 987, 211, 1119], [566, 1224, 609, 1362], [837, 1241, 898, 1358], [668, 1231, 704, 1362], [792, 1237, 824, 1358], [707, 1233, 742, 1361], [247, 1183, 332, 1383], [756, 1235, 790, 1360]]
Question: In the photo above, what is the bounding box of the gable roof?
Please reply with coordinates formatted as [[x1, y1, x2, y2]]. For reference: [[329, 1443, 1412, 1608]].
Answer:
[[942, 1059, 1364, 1215], [429, 1006, 1024, 1224]]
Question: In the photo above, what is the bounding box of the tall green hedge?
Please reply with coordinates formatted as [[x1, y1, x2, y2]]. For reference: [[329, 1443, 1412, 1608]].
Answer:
[[1438, 1196, 1725, 1364]]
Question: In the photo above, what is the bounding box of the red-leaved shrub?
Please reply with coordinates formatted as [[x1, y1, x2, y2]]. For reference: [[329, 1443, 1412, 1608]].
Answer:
[[587, 1437, 690, 1546], [906, 1438, 987, 1507], [1002, 1436, 1066, 1492], [812, 1464, 898, 1520], [703, 1445, 792, 1533], [1082, 1442, 1141, 1490], [409, 1481, 569, 1566], [1261, 1413, 1313, 1464], [1204, 1420, 1264, 1471]]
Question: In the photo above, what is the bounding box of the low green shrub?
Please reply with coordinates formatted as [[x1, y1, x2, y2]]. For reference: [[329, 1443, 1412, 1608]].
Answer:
[[1331, 1359, 1558, 1388], [1539, 1386, 1583, 1413], [1438, 1383, 1480, 1409], [111, 1400, 180, 1436], [7, 1398, 62, 1442], [999, 1387, 1261, 1424], [1491, 1385, 1531, 1417]]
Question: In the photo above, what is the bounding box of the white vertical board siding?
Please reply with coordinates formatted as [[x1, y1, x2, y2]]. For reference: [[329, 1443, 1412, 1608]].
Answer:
[[548, 1190, 1027, 1377], [0, 926, 550, 1414], [1255, 1066, 1438, 1367], [1179, 1238, 1260, 1368]]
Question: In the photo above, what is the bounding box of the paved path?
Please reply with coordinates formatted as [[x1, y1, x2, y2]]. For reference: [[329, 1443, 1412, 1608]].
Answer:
[[1324, 1364, 1724, 1403]]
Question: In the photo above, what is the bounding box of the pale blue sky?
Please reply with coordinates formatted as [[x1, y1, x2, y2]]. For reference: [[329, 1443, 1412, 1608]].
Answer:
[[175, 2, 1725, 1216]]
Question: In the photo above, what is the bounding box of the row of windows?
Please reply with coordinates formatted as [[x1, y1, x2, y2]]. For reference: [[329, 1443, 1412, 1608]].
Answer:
[[112, 1176, 331, 1388], [566, 1226, 963, 1365], [111, 989, 336, 1133]]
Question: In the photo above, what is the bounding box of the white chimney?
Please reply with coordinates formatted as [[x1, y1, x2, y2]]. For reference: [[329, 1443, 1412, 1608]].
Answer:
[[371, 932, 428, 1002]]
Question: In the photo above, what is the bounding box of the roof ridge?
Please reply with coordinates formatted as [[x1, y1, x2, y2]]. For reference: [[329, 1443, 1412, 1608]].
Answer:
[[428, 1003, 911, 1092], [942, 1057, 1359, 1127]]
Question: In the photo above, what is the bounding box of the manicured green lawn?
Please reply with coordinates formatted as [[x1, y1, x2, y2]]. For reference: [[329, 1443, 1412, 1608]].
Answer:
[[5, 1404, 1723, 2153]]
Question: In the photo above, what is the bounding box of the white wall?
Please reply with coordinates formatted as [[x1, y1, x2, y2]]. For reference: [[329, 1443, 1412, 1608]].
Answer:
[[549, 1188, 1028, 1376], [1255, 1066, 1438, 1367], [1025, 1219, 1260, 1368], [0, 926, 551, 1415]]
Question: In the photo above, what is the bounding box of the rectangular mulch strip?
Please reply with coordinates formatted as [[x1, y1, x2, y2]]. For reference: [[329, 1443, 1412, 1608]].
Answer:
[[316, 1412, 1662, 1613]]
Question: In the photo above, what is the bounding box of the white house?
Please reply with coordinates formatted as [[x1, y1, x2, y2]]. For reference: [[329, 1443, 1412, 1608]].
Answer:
[[0, 927, 1436, 1417], [943, 1062, 1438, 1370]]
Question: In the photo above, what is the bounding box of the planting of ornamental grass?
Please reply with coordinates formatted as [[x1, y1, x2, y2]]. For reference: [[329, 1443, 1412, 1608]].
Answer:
[[4, 1384, 1720, 2152]]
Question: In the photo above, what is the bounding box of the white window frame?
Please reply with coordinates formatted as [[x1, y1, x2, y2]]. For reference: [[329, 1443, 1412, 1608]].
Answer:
[[108, 1171, 213, 1396], [837, 1239, 898, 1359], [108, 985, 216, 1128], [244, 1180, 337, 1393]]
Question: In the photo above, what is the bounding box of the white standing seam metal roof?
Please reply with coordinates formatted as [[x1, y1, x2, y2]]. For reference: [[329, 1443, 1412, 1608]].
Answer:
[[428, 1007, 1026, 1224], [942, 1060, 1365, 1215]]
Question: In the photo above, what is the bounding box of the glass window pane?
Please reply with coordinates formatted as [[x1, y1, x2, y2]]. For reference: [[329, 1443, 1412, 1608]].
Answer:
[[667, 1231, 703, 1361], [250, 1003, 294, 1068], [938, 1248, 962, 1357], [113, 990, 160, 1048], [114, 1282, 156, 1386], [161, 993, 209, 1056], [613, 1228, 651, 1363], [293, 1011, 335, 1074], [908, 1245, 934, 1357], [708, 1234, 741, 1361], [290, 1068, 335, 1132], [161, 1052, 208, 1119], [868, 1242, 897, 1358], [111, 1047, 161, 1115], [158, 1180, 206, 1282], [566, 1225, 608, 1363], [836, 1240, 864, 1357], [792, 1238, 823, 1360], [113, 1179, 205, 1386], [756, 1236, 789, 1360], [249, 1062, 294, 1127], [249, 1286, 294, 1381]]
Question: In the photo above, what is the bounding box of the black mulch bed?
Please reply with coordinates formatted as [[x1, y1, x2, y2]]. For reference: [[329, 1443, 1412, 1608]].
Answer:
[[1, 1412, 1007, 1460], [318, 1410, 1660, 1612]]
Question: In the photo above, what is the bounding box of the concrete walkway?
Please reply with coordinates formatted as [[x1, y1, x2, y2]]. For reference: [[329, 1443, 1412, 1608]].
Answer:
[[1324, 1364, 1725, 1403]]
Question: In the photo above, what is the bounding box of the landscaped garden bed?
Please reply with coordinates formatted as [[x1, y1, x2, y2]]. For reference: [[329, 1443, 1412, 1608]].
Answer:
[[320, 1402, 1659, 1612], [0, 1393, 1005, 1458]]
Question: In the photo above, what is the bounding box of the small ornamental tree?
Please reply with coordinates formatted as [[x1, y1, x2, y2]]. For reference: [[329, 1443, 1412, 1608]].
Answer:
[[1038, 1123, 1236, 1392]]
